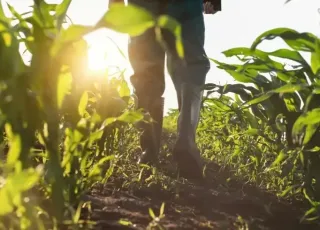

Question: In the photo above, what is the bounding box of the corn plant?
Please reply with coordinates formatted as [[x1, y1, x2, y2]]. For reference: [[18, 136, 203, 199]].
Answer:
[[207, 27, 320, 220], [0, 0, 184, 229]]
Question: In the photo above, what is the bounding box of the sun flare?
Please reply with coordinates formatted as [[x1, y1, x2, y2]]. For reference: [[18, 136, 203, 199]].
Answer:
[[85, 30, 130, 75], [87, 46, 108, 72]]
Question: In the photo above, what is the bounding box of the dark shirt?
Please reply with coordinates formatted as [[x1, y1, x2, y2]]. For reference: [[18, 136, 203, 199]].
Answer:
[[112, 0, 222, 12]]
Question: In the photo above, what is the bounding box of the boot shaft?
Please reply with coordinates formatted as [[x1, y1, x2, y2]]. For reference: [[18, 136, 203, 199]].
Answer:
[[177, 83, 203, 143], [137, 96, 165, 154]]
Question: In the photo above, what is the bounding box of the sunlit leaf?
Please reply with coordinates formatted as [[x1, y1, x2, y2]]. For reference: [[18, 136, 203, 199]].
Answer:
[[292, 108, 320, 144], [10, 168, 41, 192], [107, 36, 128, 60], [118, 77, 131, 98], [118, 219, 133, 226], [0, 188, 13, 215], [0, 23, 11, 47], [303, 124, 319, 145], [78, 91, 89, 116], [5, 123, 21, 165], [157, 15, 184, 58], [33, 0, 55, 28], [0, 0, 10, 24], [55, 0, 72, 30], [51, 25, 93, 56], [149, 208, 156, 219], [244, 128, 259, 136], [117, 111, 144, 123], [0, 168, 41, 216], [57, 71, 72, 109], [98, 3, 155, 36], [160, 202, 165, 216], [88, 155, 115, 178], [73, 201, 84, 223], [272, 150, 286, 166]]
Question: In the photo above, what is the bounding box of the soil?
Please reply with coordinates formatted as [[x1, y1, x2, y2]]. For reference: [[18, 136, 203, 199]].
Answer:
[[82, 160, 320, 230]]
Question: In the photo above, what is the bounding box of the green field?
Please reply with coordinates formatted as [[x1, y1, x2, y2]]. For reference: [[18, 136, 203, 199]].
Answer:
[[1, 1, 320, 229]]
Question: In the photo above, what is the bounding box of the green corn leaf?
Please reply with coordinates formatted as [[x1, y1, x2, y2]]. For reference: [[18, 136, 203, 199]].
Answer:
[[55, 0, 72, 30], [243, 110, 259, 129], [107, 36, 128, 60], [303, 124, 319, 145], [244, 128, 260, 136], [0, 0, 9, 23], [78, 91, 89, 117], [98, 3, 155, 36], [51, 25, 93, 56], [251, 27, 317, 52], [0, 168, 41, 216], [267, 49, 307, 64], [157, 15, 184, 58], [0, 188, 13, 215], [118, 76, 131, 98], [88, 155, 115, 178], [292, 108, 320, 143], [243, 83, 307, 108], [271, 83, 308, 93], [225, 70, 255, 83], [5, 123, 21, 165], [10, 168, 41, 192], [207, 99, 230, 111], [57, 71, 72, 109], [272, 150, 286, 166], [117, 111, 144, 123], [149, 208, 156, 219], [33, 1, 55, 28], [244, 92, 274, 107], [160, 202, 165, 216], [223, 47, 269, 61], [276, 72, 291, 82], [310, 39, 320, 75]]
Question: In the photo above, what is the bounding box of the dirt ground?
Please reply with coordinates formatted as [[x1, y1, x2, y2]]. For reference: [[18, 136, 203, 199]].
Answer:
[[82, 160, 320, 230]]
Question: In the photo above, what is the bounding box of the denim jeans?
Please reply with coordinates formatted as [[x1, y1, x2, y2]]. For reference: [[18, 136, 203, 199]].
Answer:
[[128, 0, 210, 108]]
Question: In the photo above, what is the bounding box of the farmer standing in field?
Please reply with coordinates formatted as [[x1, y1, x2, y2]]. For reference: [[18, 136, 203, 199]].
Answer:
[[108, 0, 221, 181]]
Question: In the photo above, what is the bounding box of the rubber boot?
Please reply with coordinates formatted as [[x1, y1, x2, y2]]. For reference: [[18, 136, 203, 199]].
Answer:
[[136, 96, 165, 165], [173, 83, 204, 181]]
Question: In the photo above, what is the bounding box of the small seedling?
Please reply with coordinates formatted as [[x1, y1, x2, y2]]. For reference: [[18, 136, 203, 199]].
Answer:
[[147, 202, 166, 230]]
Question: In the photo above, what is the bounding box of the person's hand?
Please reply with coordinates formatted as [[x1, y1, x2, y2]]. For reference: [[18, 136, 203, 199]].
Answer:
[[203, 2, 217, 14]]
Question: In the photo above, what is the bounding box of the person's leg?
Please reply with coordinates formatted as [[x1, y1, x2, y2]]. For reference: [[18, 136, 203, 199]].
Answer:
[[165, 0, 211, 180], [127, 0, 165, 164]]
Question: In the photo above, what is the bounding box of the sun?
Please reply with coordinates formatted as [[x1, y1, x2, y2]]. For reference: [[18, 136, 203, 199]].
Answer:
[[87, 45, 108, 72], [85, 29, 130, 74]]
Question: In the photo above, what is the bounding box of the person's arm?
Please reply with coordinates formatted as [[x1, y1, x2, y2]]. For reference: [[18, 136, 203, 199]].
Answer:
[[203, 0, 221, 14]]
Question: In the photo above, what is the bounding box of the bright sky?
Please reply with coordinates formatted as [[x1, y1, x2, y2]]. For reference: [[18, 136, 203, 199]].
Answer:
[[7, 0, 320, 114]]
